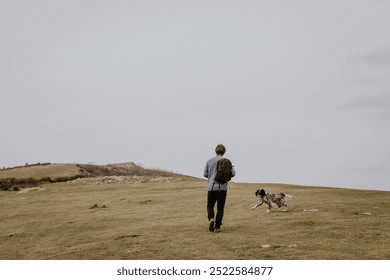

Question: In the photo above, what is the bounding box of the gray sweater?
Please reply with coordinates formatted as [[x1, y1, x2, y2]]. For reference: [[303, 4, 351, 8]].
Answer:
[[203, 156, 236, 191]]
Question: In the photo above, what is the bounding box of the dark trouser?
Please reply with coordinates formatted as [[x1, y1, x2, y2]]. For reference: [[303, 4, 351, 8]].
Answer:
[[207, 190, 227, 228]]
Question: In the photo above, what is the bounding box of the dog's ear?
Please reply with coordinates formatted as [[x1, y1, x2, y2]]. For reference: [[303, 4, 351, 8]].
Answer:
[[260, 189, 266, 197], [255, 189, 260, 197]]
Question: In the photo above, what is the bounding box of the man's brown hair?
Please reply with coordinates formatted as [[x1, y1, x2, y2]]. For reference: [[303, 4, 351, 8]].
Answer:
[[215, 144, 226, 156]]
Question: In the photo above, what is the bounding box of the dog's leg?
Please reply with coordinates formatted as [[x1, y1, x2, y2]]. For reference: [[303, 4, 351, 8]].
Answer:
[[266, 202, 272, 213], [252, 200, 263, 210], [280, 200, 288, 212]]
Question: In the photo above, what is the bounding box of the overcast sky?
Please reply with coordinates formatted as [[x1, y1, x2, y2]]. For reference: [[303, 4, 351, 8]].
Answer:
[[1, 0, 389, 191]]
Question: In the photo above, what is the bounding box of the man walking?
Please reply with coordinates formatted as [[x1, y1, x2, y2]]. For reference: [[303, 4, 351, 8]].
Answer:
[[204, 144, 236, 232]]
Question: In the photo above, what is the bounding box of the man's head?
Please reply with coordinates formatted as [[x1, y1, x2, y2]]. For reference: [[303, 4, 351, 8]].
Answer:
[[215, 144, 226, 156]]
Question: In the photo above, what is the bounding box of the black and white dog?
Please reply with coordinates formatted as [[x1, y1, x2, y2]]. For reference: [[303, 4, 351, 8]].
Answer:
[[252, 189, 292, 212]]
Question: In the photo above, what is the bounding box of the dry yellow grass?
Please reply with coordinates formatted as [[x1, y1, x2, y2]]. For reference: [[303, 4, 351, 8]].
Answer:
[[0, 178, 389, 260], [0, 164, 82, 179]]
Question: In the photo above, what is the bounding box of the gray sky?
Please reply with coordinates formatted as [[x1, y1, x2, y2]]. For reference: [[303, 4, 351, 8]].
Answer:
[[1, 0, 389, 191]]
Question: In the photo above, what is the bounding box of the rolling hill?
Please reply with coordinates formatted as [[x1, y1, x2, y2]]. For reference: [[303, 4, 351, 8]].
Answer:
[[0, 162, 192, 191]]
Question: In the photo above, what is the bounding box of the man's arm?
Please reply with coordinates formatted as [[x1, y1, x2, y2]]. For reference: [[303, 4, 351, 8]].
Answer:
[[203, 162, 209, 178], [231, 166, 236, 178]]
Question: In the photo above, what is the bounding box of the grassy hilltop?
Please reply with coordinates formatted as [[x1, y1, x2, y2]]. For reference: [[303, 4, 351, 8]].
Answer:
[[0, 163, 389, 260], [0, 162, 187, 191]]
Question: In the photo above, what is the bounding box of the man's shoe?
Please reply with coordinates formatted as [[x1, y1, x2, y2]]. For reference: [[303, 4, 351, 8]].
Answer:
[[215, 226, 221, 232], [209, 219, 215, 232]]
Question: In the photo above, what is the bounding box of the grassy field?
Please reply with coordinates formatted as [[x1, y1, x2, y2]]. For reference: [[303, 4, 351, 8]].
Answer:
[[1, 176, 389, 260], [0, 163, 82, 179]]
